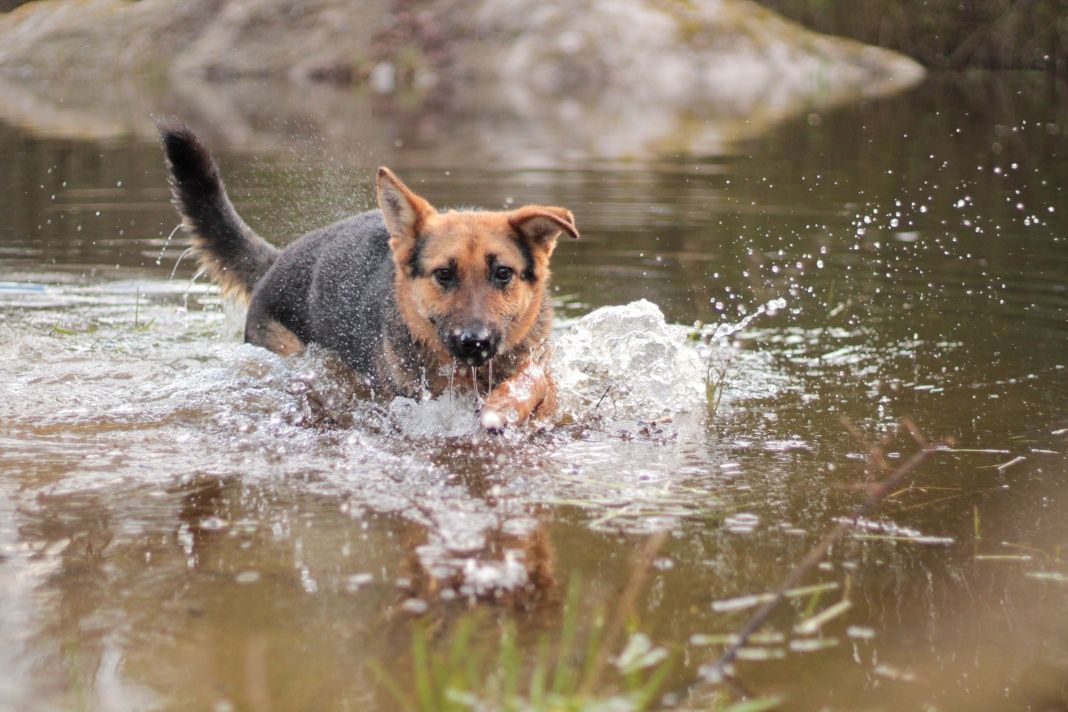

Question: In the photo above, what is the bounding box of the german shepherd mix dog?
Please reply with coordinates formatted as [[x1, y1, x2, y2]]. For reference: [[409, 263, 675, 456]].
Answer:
[[160, 124, 578, 431]]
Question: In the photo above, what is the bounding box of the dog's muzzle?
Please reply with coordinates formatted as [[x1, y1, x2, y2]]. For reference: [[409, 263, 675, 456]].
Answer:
[[446, 325, 500, 366]]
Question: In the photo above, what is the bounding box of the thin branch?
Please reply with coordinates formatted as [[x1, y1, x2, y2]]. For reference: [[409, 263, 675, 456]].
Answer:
[[700, 423, 938, 683], [593, 385, 612, 412], [579, 531, 667, 697], [839, 416, 888, 474], [899, 417, 929, 449]]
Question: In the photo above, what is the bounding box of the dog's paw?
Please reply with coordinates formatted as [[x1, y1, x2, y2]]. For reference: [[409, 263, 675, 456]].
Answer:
[[480, 408, 506, 434]]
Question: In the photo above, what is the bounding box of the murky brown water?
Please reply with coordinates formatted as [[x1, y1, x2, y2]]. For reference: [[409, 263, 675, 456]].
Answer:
[[1, 73, 1067, 711]]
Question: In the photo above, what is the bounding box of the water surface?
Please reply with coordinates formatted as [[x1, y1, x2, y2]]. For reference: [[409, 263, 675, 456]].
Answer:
[[1, 73, 1067, 711]]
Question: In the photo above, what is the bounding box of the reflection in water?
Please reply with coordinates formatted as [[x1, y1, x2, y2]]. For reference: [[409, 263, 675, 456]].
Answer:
[[0, 73, 1067, 710]]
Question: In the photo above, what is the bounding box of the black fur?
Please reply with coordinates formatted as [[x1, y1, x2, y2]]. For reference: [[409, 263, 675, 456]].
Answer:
[[407, 235, 427, 277], [160, 123, 430, 392], [159, 122, 278, 295], [247, 210, 401, 377], [513, 235, 537, 282]]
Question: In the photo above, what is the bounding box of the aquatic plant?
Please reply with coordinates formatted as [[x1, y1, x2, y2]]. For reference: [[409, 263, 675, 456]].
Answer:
[[370, 580, 674, 712], [371, 533, 684, 712]]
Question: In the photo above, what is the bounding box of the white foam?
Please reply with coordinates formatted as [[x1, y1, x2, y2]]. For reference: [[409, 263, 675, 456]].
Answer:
[[552, 299, 706, 420], [388, 392, 480, 438]]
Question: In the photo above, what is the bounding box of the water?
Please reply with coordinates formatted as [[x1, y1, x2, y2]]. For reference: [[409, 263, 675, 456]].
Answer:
[[1, 73, 1066, 710]]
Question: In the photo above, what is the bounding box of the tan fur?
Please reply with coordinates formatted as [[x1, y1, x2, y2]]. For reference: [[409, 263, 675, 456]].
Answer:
[[188, 229, 253, 303], [248, 319, 305, 358], [482, 358, 558, 429], [264, 321, 305, 357]]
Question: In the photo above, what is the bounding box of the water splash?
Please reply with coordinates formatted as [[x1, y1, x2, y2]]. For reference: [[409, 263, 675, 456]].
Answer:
[[155, 223, 182, 266], [699, 296, 788, 343], [0, 284, 799, 591], [552, 299, 706, 420]]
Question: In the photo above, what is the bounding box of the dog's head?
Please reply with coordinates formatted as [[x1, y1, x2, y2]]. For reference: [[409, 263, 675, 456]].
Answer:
[[376, 167, 578, 367]]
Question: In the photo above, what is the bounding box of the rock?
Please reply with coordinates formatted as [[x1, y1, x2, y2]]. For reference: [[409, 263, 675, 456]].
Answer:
[[171, 0, 391, 82], [461, 0, 923, 106], [0, 0, 925, 157], [0, 0, 215, 81], [0, 0, 392, 83]]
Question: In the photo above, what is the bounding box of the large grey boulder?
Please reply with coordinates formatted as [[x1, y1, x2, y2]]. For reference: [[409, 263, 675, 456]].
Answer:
[[0, 0, 924, 157]]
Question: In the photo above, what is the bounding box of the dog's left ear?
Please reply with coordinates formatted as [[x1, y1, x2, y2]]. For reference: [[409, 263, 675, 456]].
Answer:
[[377, 167, 434, 255], [510, 206, 580, 254]]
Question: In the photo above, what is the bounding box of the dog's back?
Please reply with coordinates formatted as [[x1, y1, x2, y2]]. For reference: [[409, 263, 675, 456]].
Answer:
[[251, 211, 398, 377], [161, 122, 398, 379]]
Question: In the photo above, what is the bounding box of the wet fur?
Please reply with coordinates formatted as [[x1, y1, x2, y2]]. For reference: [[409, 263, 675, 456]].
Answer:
[[160, 122, 576, 427], [160, 124, 277, 302]]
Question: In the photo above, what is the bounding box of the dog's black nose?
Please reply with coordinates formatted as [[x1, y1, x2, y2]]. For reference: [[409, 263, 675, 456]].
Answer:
[[447, 327, 499, 365]]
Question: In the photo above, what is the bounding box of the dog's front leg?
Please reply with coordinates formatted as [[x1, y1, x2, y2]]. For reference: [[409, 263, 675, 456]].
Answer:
[[481, 359, 556, 432]]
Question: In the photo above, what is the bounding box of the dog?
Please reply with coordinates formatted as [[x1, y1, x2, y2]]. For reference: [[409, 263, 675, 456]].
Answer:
[[159, 123, 578, 431]]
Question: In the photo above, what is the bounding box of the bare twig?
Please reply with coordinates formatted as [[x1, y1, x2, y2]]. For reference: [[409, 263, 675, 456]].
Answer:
[[839, 416, 888, 474], [936, 447, 1011, 454], [579, 531, 667, 697], [593, 385, 612, 412], [900, 417, 929, 449], [700, 422, 939, 683], [994, 456, 1026, 472]]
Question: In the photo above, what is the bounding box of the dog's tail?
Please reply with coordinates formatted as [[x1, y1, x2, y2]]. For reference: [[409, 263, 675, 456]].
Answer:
[[158, 121, 278, 302]]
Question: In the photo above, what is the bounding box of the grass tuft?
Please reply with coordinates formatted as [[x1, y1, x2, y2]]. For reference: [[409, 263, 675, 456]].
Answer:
[[370, 577, 675, 712]]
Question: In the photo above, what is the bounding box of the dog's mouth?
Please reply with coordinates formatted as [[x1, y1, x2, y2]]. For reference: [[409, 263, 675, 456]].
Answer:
[[442, 325, 501, 367]]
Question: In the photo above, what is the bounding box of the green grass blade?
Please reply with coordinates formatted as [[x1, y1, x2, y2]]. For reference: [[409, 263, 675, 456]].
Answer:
[[552, 577, 583, 695], [411, 625, 436, 712], [632, 654, 674, 711], [368, 659, 418, 712], [499, 622, 520, 711], [530, 635, 551, 710], [576, 604, 606, 696]]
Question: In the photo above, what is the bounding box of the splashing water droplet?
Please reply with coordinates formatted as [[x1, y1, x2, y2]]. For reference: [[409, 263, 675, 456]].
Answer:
[[156, 223, 182, 266]]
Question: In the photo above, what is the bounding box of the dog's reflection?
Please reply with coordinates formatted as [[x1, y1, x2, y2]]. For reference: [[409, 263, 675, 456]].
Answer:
[[395, 517, 556, 612], [173, 474, 558, 612]]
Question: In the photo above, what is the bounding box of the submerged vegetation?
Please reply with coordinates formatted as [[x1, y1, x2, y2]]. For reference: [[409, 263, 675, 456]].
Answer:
[[371, 584, 674, 712], [372, 570, 795, 711], [371, 424, 944, 709], [373, 611, 780, 712]]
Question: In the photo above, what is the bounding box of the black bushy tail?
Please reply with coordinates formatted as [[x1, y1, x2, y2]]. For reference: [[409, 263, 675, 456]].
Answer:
[[159, 121, 278, 301]]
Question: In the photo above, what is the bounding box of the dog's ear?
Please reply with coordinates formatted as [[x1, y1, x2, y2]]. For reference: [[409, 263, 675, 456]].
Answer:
[[377, 167, 434, 253], [510, 206, 579, 255]]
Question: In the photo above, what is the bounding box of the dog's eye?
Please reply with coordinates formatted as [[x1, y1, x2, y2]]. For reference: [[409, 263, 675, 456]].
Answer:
[[432, 267, 456, 286], [493, 266, 514, 285]]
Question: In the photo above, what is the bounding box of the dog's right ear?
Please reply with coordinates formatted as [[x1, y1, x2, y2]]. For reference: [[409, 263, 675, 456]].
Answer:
[[376, 167, 434, 256]]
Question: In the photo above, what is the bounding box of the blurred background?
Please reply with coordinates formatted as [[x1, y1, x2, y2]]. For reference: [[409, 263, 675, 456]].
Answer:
[[1, 2, 1067, 711], [766, 0, 1066, 73], [2, 0, 1065, 71]]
